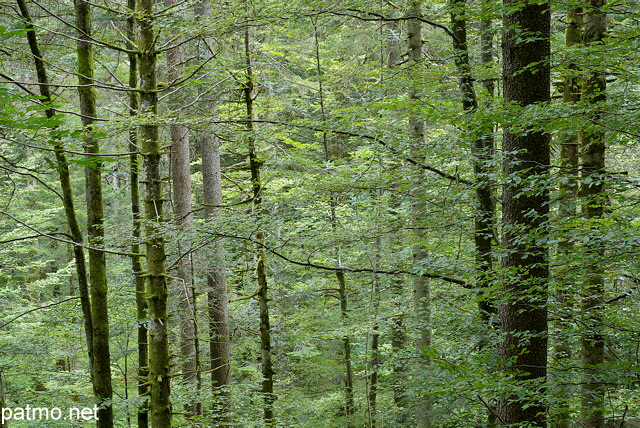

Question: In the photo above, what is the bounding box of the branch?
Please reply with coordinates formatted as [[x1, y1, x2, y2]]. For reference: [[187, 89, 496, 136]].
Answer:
[[0, 296, 80, 329], [216, 119, 472, 185], [208, 231, 469, 287], [0, 210, 142, 257], [328, 9, 457, 43]]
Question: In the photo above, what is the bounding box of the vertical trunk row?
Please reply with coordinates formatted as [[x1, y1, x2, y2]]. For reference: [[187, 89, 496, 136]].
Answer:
[[580, 1, 607, 426], [554, 7, 582, 427], [164, 0, 199, 415], [406, 1, 432, 426], [126, 1, 149, 426], [244, 24, 275, 425], [136, 1, 172, 426], [16, 0, 95, 403], [74, 1, 114, 426], [499, 0, 551, 424]]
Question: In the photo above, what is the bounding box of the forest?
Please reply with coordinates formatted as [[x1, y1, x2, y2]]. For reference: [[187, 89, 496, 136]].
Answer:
[[0, 0, 639, 426]]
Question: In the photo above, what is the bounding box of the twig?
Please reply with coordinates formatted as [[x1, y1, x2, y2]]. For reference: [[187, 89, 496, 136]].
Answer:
[[0, 296, 80, 329]]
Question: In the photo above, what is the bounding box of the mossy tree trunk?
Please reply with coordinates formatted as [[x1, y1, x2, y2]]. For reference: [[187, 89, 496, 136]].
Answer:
[[126, 1, 149, 426], [244, 23, 275, 426], [74, 1, 114, 426], [16, 0, 95, 400], [136, 0, 171, 426]]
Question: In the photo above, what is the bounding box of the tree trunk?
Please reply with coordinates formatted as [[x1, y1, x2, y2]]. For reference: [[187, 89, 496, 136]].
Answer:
[[554, 8, 582, 428], [126, 1, 149, 425], [74, 1, 114, 426], [499, 0, 551, 424], [136, 0, 172, 426], [16, 0, 95, 399], [194, 1, 233, 422], [202, 128, 233, 423], [163, 1, 199, 412], [407, 1, 432, 426], [244, 24, 275, 425], [313, 21, 355, 424], [580, 1, 607, 426]]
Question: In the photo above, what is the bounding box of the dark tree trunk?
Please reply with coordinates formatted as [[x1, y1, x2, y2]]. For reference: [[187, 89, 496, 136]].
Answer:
[[16, 0, 95, 401], [126, 1, 149, 426], [244, 24, 275, 425], [73, 1, 114, 425], [499, 0, 551, 424], [136, 0, 172, 426]]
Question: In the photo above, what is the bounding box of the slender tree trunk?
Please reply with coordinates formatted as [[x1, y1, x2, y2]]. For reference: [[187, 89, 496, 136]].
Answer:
[[499, 0, 551, 424], [367, 265, 381, 428], [450, 0, 496, 326], [202, 127, 233, 423], [244, 24, 275, 425], [580, 2, 607, 426], [16, 0, 95, 393], [193, 1, 233, 422], [450, 3, 498, 423], [163, 0, 199, 413], [136, 0, 171, 426], [385, 25, 408, 424], [74, 2, 114, 425], [554, 8, 582, 428], [312, 21, 355, 424], [407, 1, 432, 426], [126, 2, 149, 426]]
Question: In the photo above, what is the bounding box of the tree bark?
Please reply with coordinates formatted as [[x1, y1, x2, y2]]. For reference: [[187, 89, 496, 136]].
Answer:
[[136, 0, 172, 426], [16, 0, 95, 401], [164, 0, 199, 414], [126, 1, 149, 425], [244, 24, 275, 425], [499, 0, 551, 424], [73, 1, 114, 425], [580, 1, 607, 426], [195, 1, 233, 422], [554, 8, 582, 428], [202, 124, 233, 423], [407, 1, 432, 426]]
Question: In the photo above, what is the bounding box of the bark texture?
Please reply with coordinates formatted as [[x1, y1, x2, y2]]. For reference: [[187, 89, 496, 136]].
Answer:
[[580, 1, 607, 426], [554, 8, 582, 427], [499, 0, 551, 424], [16, 0, 95, 401], [74, 1, 114, 425], [244, 25, 275, 425], [407, 1, 432, 426], [164, 0, 199, 415], [136, 0, 171, 426], [202, 128, 232, 423], [126, 1, 149, 425]]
